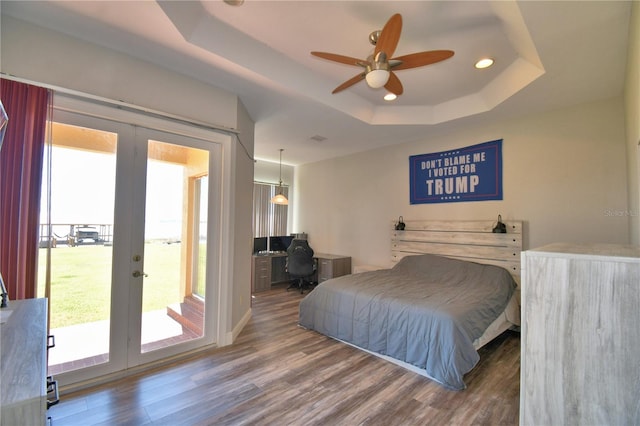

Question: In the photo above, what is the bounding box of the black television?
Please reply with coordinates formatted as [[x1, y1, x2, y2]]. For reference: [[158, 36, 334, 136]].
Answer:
[[253, 237, 267, 254], [269, 235, 293, 252]]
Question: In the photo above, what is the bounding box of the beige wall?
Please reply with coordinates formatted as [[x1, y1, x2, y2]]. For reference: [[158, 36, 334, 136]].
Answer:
[[230, 100, 255, 331], [0, 16, 238, 129], [295, 97, 630, 270], [254, 160, 295, 188], [625, 1, 640, 244]]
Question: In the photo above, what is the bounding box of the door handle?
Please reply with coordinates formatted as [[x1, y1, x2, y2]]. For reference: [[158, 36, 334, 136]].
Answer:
[[132, 270, 148, 278]]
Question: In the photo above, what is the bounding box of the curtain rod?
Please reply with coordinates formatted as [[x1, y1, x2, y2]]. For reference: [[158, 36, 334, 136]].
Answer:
[[1, 73, 258, 161], [1, 73, 240, 135]]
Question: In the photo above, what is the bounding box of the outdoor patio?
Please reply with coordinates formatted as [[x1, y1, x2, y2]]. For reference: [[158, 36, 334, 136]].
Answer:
[[48, 309, 199, 376]]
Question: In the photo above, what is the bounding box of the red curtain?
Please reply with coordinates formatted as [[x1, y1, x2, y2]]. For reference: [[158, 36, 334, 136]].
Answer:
[[0, 79, 50, 300]]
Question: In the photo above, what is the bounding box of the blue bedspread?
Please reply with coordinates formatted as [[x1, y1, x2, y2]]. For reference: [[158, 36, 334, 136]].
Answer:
[[298, 253, 516, 390]]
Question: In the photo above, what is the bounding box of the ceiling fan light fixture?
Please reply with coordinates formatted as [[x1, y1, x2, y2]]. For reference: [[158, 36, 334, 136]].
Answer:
[[312, 13, 454, 95], [384, 92, 397, 101], [366, 69, 390, 89], [365, 52, 390, 89], [475, 58, 494, 69]]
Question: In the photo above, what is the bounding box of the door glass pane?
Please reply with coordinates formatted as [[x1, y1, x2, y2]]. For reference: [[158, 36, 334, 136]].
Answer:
[[38, 122, 117, 375], [194, 176, 208, 298], [140, 140, 209, 353]]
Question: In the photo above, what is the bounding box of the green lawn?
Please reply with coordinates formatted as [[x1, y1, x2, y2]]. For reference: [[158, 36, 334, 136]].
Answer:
[[38, 243, 185, 329]]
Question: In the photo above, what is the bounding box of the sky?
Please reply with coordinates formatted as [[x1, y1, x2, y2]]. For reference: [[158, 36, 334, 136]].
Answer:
[[41, 146, 184, 240]]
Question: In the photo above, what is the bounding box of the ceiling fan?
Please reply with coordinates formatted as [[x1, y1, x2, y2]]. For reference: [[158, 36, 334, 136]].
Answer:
[[311, 13, 454, 96]]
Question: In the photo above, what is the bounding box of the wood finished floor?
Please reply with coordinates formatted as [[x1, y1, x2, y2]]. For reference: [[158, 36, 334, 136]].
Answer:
[[49, 285, 521, 425]]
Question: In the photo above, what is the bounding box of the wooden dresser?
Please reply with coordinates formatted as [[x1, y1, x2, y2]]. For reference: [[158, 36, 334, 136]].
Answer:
[[0, 298, 48, 426], [520, 243, 640, 426]]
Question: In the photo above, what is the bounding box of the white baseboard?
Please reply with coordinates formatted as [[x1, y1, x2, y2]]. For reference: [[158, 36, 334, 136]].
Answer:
[[226, 307, 252, 344]]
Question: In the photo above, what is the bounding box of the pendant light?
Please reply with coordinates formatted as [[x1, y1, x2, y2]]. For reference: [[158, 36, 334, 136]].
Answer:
[[271, 148, 288, 205]]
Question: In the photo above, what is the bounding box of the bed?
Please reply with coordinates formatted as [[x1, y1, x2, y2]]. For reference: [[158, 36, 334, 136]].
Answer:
[[298, 219, 522, 390]]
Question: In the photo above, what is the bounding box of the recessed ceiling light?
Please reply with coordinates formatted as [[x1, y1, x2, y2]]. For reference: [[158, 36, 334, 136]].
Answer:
[[384, 93, 397, 101], [224, 0, 244, 5], [475, 58, 494, 69]]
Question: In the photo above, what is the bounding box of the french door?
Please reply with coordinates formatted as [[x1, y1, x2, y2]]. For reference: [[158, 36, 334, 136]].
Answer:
[[40, 105, 226, 386]]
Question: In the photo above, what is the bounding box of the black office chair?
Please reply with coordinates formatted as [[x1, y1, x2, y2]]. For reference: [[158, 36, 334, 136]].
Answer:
[[286, 239, 316, 294]]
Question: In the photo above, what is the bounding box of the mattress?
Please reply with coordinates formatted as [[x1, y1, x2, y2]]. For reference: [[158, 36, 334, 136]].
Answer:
[[298, 253, 518, 390]]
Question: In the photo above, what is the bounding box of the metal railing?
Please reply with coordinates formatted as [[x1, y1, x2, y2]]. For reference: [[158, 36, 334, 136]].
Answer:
[[39, 223, 113, 247]]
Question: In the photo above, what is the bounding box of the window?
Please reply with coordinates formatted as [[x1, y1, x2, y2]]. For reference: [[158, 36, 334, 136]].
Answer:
[[253, 182, 288, 237]]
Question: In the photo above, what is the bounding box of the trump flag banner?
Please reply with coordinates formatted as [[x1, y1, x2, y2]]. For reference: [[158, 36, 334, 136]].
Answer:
[[409, 139, 503, 204]]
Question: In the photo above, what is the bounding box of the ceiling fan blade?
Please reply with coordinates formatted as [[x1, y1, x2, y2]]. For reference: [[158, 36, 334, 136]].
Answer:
[[332, 73, 366, 94], [375, 13, 402, 58], [311, 51, 366, 67], [391, 50, 455, 71], [385, 71, 403, 96]]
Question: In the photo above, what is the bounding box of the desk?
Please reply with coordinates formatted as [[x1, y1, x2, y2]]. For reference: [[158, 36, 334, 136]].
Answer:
[[252, 252, 351, 293]]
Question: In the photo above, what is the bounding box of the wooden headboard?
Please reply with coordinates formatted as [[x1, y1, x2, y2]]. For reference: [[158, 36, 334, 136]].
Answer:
[[391, 219, 523, 281]]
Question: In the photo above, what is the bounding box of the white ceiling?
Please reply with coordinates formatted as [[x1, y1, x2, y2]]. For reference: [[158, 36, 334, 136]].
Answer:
[[2, 1, 632, 165]]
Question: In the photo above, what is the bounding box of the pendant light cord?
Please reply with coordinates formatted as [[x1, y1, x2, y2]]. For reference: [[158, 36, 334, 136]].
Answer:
[[278, 148, 283, 186]]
